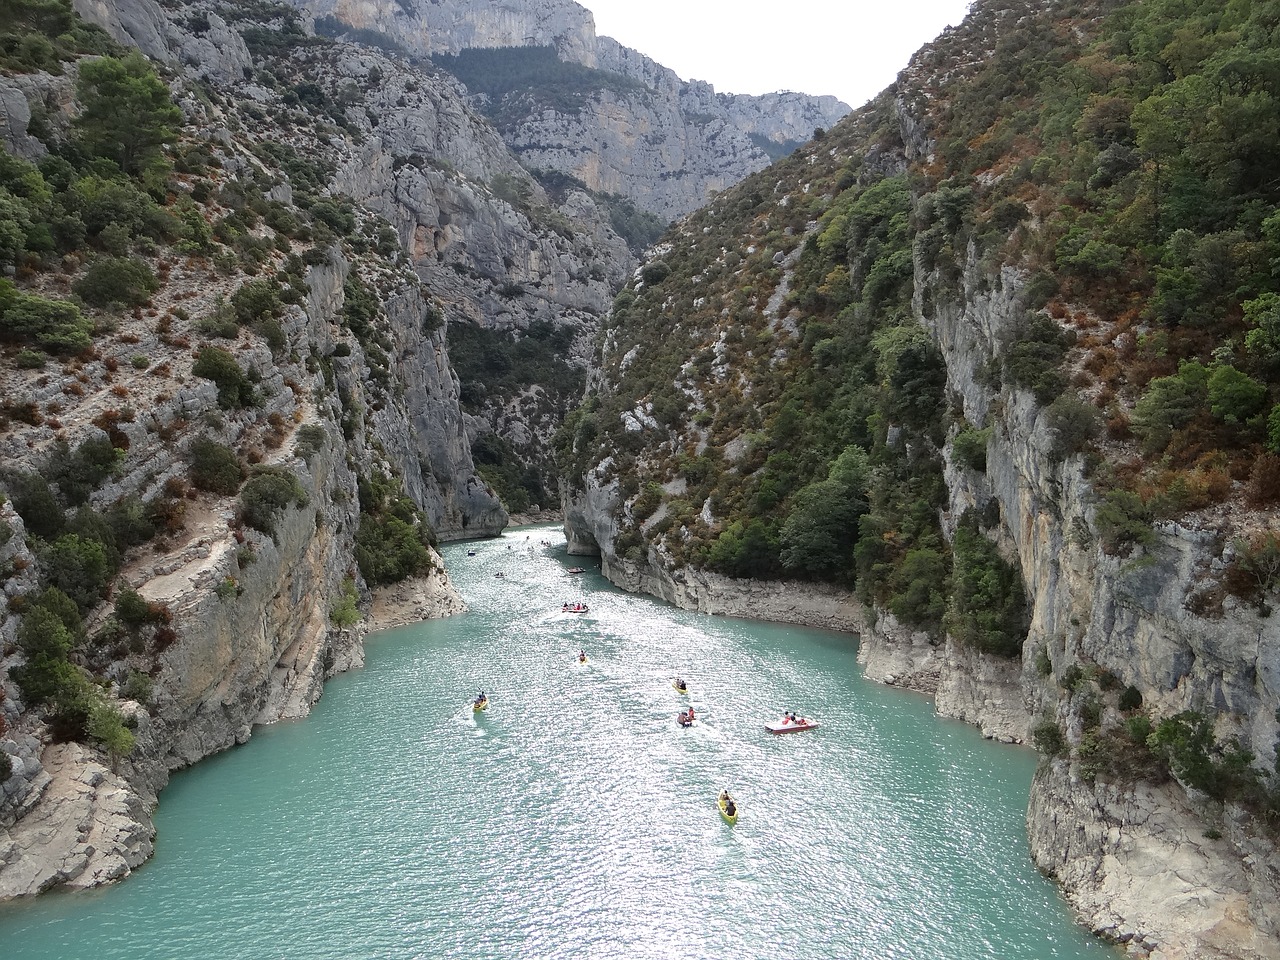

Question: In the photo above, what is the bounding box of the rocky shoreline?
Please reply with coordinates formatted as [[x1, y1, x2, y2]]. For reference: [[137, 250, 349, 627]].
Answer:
[[367, 551, 467, 633], [580, 547, 1280, 959], [0, 559, 466, 902]]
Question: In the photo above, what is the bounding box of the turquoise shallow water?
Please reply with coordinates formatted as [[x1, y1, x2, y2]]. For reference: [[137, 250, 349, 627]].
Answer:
[[0, 523, 1113, 959]]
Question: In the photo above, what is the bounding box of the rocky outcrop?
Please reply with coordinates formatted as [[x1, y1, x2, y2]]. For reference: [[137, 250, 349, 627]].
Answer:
[[304, 0, 597, 62], [290, 0, 850, 219], [72, 0, 174, 62], [0, 744, 153, 897], [367, 565, 466, 633], [0, 72, 76, 160], [1029, 762, 1280, 960]]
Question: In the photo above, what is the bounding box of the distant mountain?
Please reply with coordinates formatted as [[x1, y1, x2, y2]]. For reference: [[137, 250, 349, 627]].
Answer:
[[292, 0, 851, 219]]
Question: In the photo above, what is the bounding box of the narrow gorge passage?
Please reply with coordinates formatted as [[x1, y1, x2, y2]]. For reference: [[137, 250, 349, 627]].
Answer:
[[0, 525, 1113, 960]]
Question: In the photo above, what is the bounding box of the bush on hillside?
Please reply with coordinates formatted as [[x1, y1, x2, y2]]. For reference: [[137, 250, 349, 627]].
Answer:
[[237, 468, 308, 537], [39, 533, 112, 614], [0, 285, 93, 353], [187, 436, 244, 495], [72, 256, 159, 308], [192, 346, 256, 409]]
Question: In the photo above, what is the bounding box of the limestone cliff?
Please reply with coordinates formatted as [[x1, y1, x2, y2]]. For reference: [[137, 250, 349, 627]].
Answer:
[[289, 0, 850, 219]]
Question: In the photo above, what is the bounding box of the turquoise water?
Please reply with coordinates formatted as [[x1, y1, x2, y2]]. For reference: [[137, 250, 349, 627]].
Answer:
[[0, 524, 1113, 959]]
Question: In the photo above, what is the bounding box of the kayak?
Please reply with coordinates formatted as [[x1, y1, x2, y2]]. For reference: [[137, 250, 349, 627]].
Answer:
[[472, 697, 489, 712], [561, 604, 589, 614], [718, 795, 739, 825], [567, 567, 586, 574], [765, 716, 818, 734], [577, 655, 589, 665], [672, 681, 688, 695]]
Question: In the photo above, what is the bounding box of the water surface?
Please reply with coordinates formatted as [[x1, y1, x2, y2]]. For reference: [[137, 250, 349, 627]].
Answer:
[[0, 524, 1112, 959]]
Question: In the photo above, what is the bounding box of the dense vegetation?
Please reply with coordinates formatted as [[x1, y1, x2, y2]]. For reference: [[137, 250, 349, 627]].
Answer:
[[560, 115, 1001, 642], [911, 0, 1280, 517], [450, 320, 585, 512], [354, 471, 436, 586]]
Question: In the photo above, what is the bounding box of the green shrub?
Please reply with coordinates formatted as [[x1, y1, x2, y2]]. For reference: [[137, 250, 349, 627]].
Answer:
[[39, 533, 113, 613], [1003, 314, 1071, 404], [1045, 394, 1101, 461], [353, 470, 438, 581], [0, 287, 92, 353], [1061, 663, 1084, 691], [28, 587, 82, 642], [1033, 719, 1066, 757], [294, 424, 327, 465], [192, 346, 256, 408], [354, 511, 433, 585], [5, 470, 65, 540], [87, 701, 134, 766], [231, 277, 282, 325], [196, 303, 239, 338], [1131, 362, 1209, 455], [309, 199, 355, 236], [1094, 489, 1154, 557], [120, 670, 153, 705], [330, 576, 360, 626], [188, 435, 244, 494], [705, 518, 783, 579], [103, 495, 157, 550], [640, 260, 671, 285], [72, 52, 182, 176], [951, 424, 991, 471], [46, 436, 119, 505], [947, 513, 1026, 657], [887, 546, 949, 630], [112, 588, 152, 627], [238, 468, 308, 536], [10, 606, 76, 706], [1207, 364, 1267, 425], [72, 256, 159, 308]]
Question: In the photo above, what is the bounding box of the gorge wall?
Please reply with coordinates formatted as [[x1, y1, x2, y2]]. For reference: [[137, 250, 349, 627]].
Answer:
[[1, 0, 631, 896], [558, 1, 1280, 956]]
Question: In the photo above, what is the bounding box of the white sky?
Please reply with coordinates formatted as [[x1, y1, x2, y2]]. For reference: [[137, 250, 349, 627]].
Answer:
[[581, 0, 975, 108]]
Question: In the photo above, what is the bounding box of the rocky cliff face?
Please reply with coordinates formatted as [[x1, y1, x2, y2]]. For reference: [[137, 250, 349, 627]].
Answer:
[[290, 0, 850, 219], [2, 0, 632, 896], [559, 4, 1280, 956]]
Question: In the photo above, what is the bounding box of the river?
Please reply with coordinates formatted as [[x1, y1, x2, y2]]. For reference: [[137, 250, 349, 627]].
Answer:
[[0, 523, 1113, 959]]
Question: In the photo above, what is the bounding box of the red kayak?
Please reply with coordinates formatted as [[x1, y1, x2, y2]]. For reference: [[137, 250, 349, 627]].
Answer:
[[765, 716, 819, 734]]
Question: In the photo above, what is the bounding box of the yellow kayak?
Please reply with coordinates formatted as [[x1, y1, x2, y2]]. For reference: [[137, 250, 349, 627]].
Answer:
[[672, 680, 688, 695], [718, 795, 739, 825], [472, 697, 489, 712]]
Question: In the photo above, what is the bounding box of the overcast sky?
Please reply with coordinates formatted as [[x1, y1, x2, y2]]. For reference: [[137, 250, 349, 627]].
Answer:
[[581, 0, 974, 108]]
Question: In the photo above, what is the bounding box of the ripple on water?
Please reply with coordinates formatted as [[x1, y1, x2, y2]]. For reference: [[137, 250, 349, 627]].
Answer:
[[0, 526, 1114, 960]]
